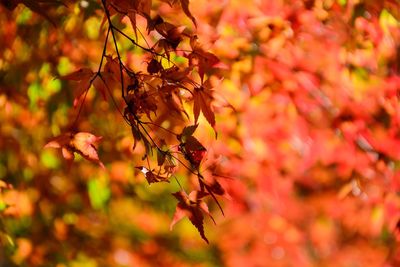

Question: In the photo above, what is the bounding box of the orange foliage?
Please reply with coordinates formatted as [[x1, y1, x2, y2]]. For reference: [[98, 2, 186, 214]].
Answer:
[[1, 0, 400, 266]]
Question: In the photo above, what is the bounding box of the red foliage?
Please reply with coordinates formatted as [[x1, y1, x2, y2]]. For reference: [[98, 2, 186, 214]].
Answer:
[[1, 0, 400, 266]]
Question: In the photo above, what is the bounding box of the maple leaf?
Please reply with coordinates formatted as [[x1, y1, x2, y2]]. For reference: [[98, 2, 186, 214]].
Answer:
[[59, 68, 96, 107], [136, 166, 170, 184], [179, 135, 207, 169], [92, 56, 122, 100], [137, 0, 151, 18], [44, 133, 74, 164], [105, 1, 146, 39], [109, 0, 151, 18], [45, 132, 105, 169], [179, 0, 196, 27], [205, 179, 225, 196], [13, 0, 65, 26], [170, 190, 214, 243], [178, 124, 198, 141], [177, 126, 207, 168], [189, 50, 220, 81], [193, 79, 215, 129], [59, 68, 94, 81], [71, 132, 104, 169], [92, 77, 109, 101], [161, 66, 192, 83], [188, 36, 221, 80], [103, 56, 122, 82], [147, 59, 163, 74], [126, 90, 158, 119], [127, 10, 139, 40], [158, 85, 189, 117], [156, 139, 168, 166], [155, 23, 188, 51]]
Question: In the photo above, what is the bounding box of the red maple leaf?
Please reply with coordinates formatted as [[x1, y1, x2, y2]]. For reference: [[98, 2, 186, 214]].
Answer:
[[136, 166, 170, 184], [170, 190, 214, 243]]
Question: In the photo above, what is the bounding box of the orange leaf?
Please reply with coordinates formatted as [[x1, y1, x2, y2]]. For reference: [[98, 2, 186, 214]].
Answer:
[[59, 68, 96, 108], [45, 132, 105, 169], [193, 83, 215, 128], [59, 68, 94, 81], [44, 133, 74, 163], [71, 132, 104, 169], [179, 0, 196, 26], [44, 134, 71, 149]]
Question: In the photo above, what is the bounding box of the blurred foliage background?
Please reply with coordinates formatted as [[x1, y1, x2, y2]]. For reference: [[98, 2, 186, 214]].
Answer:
[[1, 0, 400, 266]]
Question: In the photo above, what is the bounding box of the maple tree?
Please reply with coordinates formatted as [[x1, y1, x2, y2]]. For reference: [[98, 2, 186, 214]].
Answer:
[[1, 0, 400, 266], [21, 0, 223, 243]]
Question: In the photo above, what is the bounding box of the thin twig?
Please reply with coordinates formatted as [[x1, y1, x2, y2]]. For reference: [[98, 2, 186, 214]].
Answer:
[[72, 25, 111, 128]]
